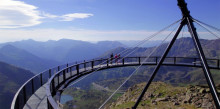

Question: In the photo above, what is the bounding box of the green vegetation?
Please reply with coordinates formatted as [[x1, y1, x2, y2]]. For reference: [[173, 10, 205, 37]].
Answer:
[[63, 88, 111, 109]]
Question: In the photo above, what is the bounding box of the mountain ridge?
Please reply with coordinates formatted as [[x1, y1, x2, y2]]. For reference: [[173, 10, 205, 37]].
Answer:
[[0, 39, 126, 63], [0, 44, 60, 73]]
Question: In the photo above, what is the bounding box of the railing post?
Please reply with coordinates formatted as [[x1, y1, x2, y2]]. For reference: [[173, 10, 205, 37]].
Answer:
[[156, 57, 158, 64], [47, 99, 50, 109], [92, 60, 94, 70], [84, 60, 86, 71], [76, 64, 79, 74], [174, 57, 176, 64], [58, 66, 60, 71], [58, 74, 60, 84], [23, 86, 27, 103], [217, 59, 219, 68], [123, 58, 125, 65], [107, 59, 109, 67], [63, 70, 66, 81], [66, 64, 69, 73], [139, 57, 141, 65], [16, 96, 19, 109], [70, 67, 72, 76], [31, 79, 34, 94], [52, 79, 55, 94], [49, 69, 51, 78], [40, 73, 43, 86], [194, 58, 197, 66]]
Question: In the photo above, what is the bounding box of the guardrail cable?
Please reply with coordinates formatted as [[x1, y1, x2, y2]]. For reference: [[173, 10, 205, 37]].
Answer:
[[116, 19, 182, 57]]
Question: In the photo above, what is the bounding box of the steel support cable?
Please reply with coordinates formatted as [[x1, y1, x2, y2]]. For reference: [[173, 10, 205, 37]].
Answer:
[[116, 19, 182, 57], [193, 18, 220, 33], [97, 24, 178, 109], [193, 20, 220, 39], [64, 20, 181, 89], [192, 19, 220, 58], [115, 19, 182, 63], [196, 31, 213, 58], [142, 24, 180, 56], [105, 19, 181, 63]]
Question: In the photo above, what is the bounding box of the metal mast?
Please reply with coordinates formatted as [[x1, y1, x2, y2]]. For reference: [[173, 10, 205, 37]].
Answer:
[[132, 0, 220, 108]]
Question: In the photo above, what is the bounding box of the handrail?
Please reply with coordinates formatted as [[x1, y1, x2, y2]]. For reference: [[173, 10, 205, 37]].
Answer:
[[11, 56, 101, 109], [45, 56, 220, 109], [11, 70, 42, 109], [10, 62, 75, 109], [11, 68, 50, 109]]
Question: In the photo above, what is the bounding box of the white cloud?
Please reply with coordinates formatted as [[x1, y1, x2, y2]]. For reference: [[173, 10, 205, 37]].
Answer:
[[0, 0, 94, 28], [0, 0, 42, 28], [60, 13, 94, 21], [41, 12, 94, 21], [41, 12, 58, 19]]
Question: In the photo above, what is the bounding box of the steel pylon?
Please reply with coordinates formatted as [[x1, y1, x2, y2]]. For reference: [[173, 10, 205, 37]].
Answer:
[[132, 0, 220, 108]]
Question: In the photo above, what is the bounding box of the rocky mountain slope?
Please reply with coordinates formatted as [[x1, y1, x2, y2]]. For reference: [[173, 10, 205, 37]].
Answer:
[[106, 82, 220, 109]]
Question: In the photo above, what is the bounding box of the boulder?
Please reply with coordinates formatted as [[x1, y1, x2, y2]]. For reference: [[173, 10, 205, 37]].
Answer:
[[173, 102, 180, 105], [155, 97, 168, 102], [199, 88, 206, 93]]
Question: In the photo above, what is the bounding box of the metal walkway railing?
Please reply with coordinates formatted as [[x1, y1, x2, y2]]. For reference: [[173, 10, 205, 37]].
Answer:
[[10, 56, 220, 109], [46, 56, 219, 109]]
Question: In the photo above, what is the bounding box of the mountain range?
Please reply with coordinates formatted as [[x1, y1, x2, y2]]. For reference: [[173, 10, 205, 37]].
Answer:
[[0, 39, 125, 73], [101, 37, 220, 58], [0, 45, 60, 73]]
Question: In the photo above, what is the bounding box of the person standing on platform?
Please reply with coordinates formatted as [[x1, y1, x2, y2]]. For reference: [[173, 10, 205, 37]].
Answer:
[[118, 54, 121, 63], [115, 54, 118, 64], [110, 53, 114, 64]]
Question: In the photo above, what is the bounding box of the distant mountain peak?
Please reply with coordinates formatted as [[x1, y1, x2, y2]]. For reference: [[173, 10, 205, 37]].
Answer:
[[1, 44, 18, 51]]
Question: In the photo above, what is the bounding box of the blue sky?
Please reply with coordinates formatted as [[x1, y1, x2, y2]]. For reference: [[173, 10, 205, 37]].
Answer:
[[0, 0, 219, 42]]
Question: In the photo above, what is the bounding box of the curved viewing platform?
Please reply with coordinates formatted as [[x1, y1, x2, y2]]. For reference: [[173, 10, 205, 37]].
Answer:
[[10, 56, 220, 109]]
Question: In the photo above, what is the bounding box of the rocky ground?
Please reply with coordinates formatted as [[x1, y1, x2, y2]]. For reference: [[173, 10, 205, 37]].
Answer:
[[105, 82, 220, 109]]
